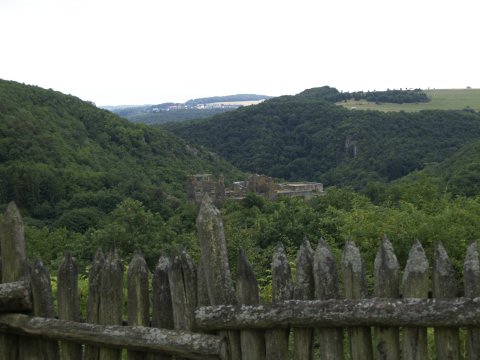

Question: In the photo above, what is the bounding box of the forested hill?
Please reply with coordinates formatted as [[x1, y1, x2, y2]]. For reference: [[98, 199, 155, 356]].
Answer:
[[0, 79, 242, 230], [404, 139, 480, 197], [164, 87, 480, 188]]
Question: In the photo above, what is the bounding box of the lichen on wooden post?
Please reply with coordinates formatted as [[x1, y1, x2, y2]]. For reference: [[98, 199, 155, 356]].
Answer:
[[196, 194, 236, 306], [58, 252, 81, 360], [464, 241, 480, 360], [314, 238, 344, 360], [84, 248, 105, 360], [197, 258, 210, 307], [99, 250, 124, 360], [432, 243, 460, 360], [169, 250, 197, 332], [236, 249, 265, 360], [373, 236, 399, 360], [402, 240, 429, 360], [196, 194, 241, 360], [293, 239, 314, 360], [0, 202, 28, 283], [342, 240, 373, 360], [127, 253, 150, 360], [30, 260, 60, 359], [0, 202, 29, 360], [265, 243, 293, 360], [149, 254, 174, 360]]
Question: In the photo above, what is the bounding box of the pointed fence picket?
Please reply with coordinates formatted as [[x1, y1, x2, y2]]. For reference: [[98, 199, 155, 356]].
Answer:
[[2, 198, 480, 360]]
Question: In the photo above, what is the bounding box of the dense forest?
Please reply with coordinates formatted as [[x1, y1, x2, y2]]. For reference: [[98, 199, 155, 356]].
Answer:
[[2, 80, 480, 293], [165, 87, 480, 189], [0, 79, 242, 267], [295, 86, 429, 103]]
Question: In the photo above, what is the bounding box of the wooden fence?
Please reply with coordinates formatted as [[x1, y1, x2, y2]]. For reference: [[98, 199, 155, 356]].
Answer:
[[1, 196, 480, 359]]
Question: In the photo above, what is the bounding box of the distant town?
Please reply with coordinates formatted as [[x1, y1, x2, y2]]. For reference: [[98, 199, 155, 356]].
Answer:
[[152, 99, 266, 112]]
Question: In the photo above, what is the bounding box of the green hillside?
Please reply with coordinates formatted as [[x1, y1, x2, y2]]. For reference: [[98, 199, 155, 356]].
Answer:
[[0, 79, 241, 230], [165, 88, 480, 188], [2, 79, 480, 284], [337, 88, 480, 112], [400, 139, 480, 197]]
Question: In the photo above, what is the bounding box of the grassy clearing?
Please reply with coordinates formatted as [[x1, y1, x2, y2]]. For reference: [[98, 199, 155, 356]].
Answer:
[[336, 88, 480, 112]]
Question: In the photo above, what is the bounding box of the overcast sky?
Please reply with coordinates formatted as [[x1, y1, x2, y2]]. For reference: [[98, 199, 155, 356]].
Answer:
[[1, 0, 478, 105]]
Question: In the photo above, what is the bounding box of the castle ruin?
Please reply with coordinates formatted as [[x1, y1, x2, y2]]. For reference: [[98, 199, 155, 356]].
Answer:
[[187, 173, 323, 205], [186, 174, 225, 206]]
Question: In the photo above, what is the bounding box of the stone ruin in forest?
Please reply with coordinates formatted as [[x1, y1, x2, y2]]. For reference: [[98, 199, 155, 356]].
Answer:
[[187, 173, 324, 206]]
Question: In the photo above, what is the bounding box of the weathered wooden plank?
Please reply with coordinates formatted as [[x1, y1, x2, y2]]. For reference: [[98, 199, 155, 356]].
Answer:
[[169, 250, 198, 360], [265, 243, 292, 360], [150, 254, 174, 360], [58, 252, 81, 360], [0, 280, 31, 312], [342, 240, 373, 360], [236, 249, 265, 360], [84, 248, 105, 360], [99, 250, 124, 360], [314, 238, 344, 360], [195, 297, 480, 329], [402, 240, 429, 360], [464, 241, 480, 360], [196, 194, 236, 306], [373, 236, 399, 360], [30, 260, 60, 359], [293, 239, 314, 360], [0, 202, 28, 283], [197, 258, 210, 307], [433, 243, 460, 360], [169, 250, 197, 332], [0, 201, 29, 360], [0, 314, 227, 360], [127, 254, 150, 360], [196, 194, 241, 360]]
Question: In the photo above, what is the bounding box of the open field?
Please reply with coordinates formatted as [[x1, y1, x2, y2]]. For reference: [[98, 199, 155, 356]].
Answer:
[[336, 88, 480, 112]]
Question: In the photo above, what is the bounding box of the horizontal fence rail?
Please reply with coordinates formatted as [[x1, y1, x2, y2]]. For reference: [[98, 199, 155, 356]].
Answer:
[[195, 297, 480, 330], [0, 281, 31, 313], [0, 314, 227, 360]]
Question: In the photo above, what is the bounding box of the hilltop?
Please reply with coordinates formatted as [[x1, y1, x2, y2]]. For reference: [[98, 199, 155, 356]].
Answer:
[[337, 88, 480, 112], [165, 86, 480, 189], [0, 79, 242, 231], [107, 94, 272, 124]]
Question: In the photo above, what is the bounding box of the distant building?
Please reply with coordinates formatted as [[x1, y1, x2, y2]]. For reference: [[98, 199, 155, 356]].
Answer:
[[188, 173, 324, 205], [276, 182, 323, 199], [186, 174, 225, 207]]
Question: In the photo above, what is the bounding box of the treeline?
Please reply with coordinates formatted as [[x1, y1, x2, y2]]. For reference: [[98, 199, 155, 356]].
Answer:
[[17, 173, 480, 289], [164, 94, 480, 189], [222, 181, 480, 294], [297, 86, 429, 104], [345, 89, 429, 103]]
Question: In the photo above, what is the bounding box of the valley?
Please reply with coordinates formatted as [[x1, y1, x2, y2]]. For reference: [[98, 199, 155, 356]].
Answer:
[[1, 80, 480, 288]]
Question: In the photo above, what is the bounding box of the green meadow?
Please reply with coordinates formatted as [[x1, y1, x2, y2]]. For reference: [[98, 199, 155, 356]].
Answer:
[[337, 88, 480, 112]]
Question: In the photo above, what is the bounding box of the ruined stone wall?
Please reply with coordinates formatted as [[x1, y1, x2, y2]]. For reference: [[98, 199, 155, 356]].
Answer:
[[186, 174, 225, 207], [246, 174, 278, 200]]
